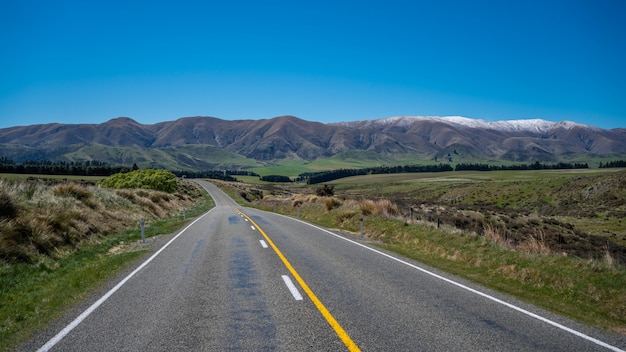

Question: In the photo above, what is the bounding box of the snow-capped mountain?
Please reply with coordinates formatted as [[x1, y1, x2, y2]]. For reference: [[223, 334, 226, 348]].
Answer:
[[0, 115, 624, 169], [335, 116, 596, 133]]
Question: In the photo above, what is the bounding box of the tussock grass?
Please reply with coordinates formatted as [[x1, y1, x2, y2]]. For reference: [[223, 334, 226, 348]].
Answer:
[[0, 177, 211, 350], [346, 198, 399, 217], [371, 214, 626, 334], [51, 183, 92, 201], [483, 224, 514, 250], [336, 209, 359, 226], [518, 231, 552, 256], [325, 198, 342, 211]]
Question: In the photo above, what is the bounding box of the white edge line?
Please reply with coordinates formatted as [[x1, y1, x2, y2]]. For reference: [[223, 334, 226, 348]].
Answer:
[[281, 214, 624, 352], [259, 240, 268, 248], [281, 275, 303, 300], [36, 208, 216, 352]]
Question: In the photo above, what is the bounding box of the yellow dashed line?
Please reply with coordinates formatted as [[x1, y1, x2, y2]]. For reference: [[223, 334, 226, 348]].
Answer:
[[237, 210, 360, 352]]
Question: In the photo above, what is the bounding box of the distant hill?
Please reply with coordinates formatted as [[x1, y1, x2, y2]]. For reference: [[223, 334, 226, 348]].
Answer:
[[1, 115, 625, 170]]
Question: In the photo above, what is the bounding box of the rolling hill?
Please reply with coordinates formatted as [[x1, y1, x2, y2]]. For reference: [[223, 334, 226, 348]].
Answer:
[[1, 115, 625, 170]]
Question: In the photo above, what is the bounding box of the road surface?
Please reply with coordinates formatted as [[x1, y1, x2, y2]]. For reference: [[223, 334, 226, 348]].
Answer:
[[25, 179, 625, 351]]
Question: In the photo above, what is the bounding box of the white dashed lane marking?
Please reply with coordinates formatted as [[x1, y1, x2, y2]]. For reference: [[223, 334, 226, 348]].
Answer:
[[281, 275, 303, 301]]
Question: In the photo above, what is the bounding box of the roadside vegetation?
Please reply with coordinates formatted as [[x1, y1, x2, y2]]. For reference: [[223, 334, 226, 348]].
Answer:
[[215, 168, 626, 335], [0, 170, 212, 351]]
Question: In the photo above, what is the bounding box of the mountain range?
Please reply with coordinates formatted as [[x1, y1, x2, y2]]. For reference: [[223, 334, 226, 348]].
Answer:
[[1, 115, 625, 170]]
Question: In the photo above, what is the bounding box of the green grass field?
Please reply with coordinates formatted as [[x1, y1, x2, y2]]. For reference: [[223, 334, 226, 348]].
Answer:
[[331, 168, 620, 184], [248, 153, 439, 177]]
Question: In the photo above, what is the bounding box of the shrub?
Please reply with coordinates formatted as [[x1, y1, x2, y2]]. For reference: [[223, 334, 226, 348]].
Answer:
[[316, 184, 334, 197], [101, 169, 178, 193], [241, 189, 263, 202]]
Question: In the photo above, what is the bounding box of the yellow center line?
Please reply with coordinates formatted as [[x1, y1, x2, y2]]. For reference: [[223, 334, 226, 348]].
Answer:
[[237, 209, 361, 352]]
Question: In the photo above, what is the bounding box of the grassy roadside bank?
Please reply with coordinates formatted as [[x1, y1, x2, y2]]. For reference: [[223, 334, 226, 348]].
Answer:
[[0, 179, 214, 351], [212, 171, 626, 335]]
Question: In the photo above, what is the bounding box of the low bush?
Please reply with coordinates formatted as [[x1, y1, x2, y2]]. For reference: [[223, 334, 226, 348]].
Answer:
[[100, 169, 178, 193], [240, 188, 263, 202], [316, 184, 334, 197]]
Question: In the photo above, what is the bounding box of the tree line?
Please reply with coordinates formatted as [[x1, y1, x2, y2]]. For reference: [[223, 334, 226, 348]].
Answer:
[[0, 158, 136, 176], [259, 175, 292, 182], [0, 157, 260, 182], [170, 170, 258, 182], [3, 156, 619, 185], [300, 164, 454, 184], [300, 161, 597, 185], [454, 161, 589, 171], [599, 160, 626, 168]]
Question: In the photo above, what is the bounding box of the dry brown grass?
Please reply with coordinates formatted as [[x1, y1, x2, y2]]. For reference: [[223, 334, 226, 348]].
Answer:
[[325, 197, 342, 211], [357, 199, 377, 216], [0, 178, 202, 264], [518, 231, 552, 256], [336, 209, 358, 225], [352, 198, 399, 217], [51, 183, 92, 201], [483, 223, 514, 250]]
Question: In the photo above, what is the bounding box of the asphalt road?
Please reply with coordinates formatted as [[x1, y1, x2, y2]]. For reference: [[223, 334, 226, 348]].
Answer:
[[25, 180, 625, 351]]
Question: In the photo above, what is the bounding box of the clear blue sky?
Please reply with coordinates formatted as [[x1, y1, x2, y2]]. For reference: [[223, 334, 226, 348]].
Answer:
[[1, 0, 624, 129]]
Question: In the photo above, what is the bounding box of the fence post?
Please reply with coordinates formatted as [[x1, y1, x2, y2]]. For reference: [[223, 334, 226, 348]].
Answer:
[[360, 214, 364, 239], [140, 218, 145, 243]]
